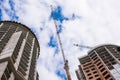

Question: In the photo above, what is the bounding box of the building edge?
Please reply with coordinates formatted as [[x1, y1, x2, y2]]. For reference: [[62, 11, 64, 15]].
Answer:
[[0, 20, 40, 57]]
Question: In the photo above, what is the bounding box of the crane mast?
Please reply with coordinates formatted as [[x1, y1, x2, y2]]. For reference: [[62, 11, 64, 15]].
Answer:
[[50, 5, 72, 80]]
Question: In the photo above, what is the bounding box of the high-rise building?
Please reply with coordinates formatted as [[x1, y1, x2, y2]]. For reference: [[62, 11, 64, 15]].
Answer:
[[76, 44, 120, 80], [0, 21, 40, 80]]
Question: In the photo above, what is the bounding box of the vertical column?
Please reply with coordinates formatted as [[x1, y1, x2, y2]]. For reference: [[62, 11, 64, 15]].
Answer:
[[89, 57, 104, 79], [17, 32, 33, 77], [34, 48, 39, 80], [14, 32, 29, 70], [8, 73, 14, 80], [0, 24, 9, 41], [105, 46, 120, 65], [78, 65, 86, 80], [0, 23, 3, 29], [28, 40, 38, 80], [94, 50, 115, 80], [75, 69, 81, 80], [0, 25, 16, 53], [0, 61, 8, 79], [105, 46, 120, 79], [25, 38, 35, 79], [0, 31, 22, 60], [36, 72, 39, 80]]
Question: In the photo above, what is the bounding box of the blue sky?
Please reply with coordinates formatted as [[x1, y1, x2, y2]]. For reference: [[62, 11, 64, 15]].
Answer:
[[0, 0, 70, 79], [50, 6, 69, 23], [1, 0, 120, 80]]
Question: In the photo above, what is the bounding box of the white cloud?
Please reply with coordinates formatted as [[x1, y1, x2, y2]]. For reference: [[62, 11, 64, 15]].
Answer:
[[37, 65, 61, 80], [1, 0, 120, 80], [1, 9, 10, 20]]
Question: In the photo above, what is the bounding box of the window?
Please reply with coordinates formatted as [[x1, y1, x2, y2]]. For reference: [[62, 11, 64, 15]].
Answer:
[[109, 78, 113, 80], [98, 65, 103, 69], [96, 78, 101, 80], [87, 73, 91, 76], [93, 57, 98, 60], [91, 68, 95, 70], [93, 71, 97, 74], [89, 76, 93, 79], [89, 65, 94, 68], [105, 74, 110, 79], [95, 74, 99, 77], [94, 59, 100, 64], [103, 71, 108, 75], [97, 62, 101, 66], [86, 70, 90, 72], [100, 68, 105, 72]]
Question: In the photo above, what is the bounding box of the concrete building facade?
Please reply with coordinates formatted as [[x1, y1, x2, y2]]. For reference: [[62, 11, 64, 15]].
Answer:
[[76, 44, 120, 80], [0, 21, 40, 80]]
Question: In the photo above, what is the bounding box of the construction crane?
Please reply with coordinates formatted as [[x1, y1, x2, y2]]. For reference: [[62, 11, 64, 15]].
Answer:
[[74, 44, 92, 49], [50, 5, 72, 80]]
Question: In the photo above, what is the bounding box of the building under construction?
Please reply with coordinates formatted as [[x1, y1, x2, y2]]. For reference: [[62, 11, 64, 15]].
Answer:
[[76, 44, 120, 80], [0, 21, 40, 80]]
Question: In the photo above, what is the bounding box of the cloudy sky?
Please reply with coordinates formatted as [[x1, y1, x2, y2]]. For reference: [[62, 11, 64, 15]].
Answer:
[[1, 0, 120, 80]]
